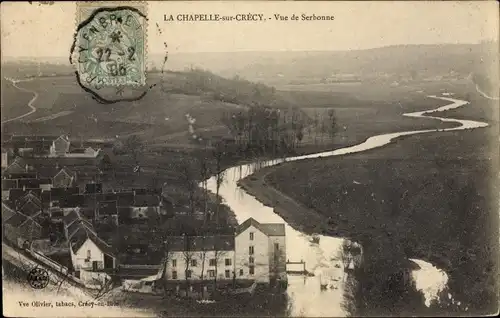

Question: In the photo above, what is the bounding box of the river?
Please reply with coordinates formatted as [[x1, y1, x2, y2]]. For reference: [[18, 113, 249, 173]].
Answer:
[[204, 94, 489, 316]]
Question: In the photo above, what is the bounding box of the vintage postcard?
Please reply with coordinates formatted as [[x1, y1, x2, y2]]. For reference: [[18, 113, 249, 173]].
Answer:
[[1, 1, 499, 317]]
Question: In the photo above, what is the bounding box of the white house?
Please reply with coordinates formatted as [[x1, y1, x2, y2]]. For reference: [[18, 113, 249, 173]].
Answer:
[[64, 209, 117, 276], [64, 147, 101, 158], [1, 149, 8, 169], [159, 217, 287, 292], [235, 218, 286, 284], [164, 235, 236, 281], [161, 235, 236, 292], [49, 135, 71, 157]]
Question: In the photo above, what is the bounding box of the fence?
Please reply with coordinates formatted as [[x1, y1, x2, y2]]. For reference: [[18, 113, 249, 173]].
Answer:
[[28, 249, 70, 276], [119, 264, 160, 269]]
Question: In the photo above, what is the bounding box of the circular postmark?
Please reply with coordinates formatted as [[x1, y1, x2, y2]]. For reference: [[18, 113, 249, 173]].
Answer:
[[27, 267, 50, 289], [70, 5, 151, 103]]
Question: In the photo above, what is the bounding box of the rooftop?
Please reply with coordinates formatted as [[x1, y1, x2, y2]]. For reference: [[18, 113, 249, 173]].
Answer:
[[2, 179, 19, 190], [5, 212, 28, 227], [166, 235, 235, 252], [236, 217, 286, 237], [8, 188, 42, 204], [98, 200, 118, 216], [1, 202, 16, 222], [63, 208, 116, 257]]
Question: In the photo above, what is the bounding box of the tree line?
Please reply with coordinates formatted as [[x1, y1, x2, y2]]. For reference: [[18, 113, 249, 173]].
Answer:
[[221, 106, 337, 157]]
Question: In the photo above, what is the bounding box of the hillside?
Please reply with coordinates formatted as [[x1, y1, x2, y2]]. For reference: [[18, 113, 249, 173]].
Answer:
[[226, 43, 497, 82], [0, 69, 304, 145], [5, 42, 497, 83]]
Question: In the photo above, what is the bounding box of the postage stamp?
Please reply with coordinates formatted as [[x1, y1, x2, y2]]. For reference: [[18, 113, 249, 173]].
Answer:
[[72, 2, 147, 89]]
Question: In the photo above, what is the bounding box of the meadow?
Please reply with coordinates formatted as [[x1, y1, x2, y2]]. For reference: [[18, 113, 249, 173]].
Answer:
[[1, 80, 33, 122], [241, 81, 499, 314]]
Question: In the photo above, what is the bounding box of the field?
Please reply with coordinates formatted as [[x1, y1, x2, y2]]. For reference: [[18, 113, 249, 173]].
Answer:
[[240, 82, 499, 314], [2, 73, 462, 150], [0, 80, 33, 122], [1, 73, 245, 143]]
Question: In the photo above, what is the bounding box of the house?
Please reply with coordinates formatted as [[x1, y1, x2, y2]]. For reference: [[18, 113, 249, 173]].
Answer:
[[52, 167, 76, 188], [49, 135, 71, 156], [7, 135, 72, 158], [8, 135, 61, 157], [130, 194, 161, 220], [117, 207, 134, 224], [8, 188, 42, 204], [126, 207, 161, 223], [4, 171, 38, 179], [114, 192, 135, 206], [48, 207, 64, 220], [5, 211, 30, 228], [2, 176, 51, 200], [3, 209, 43, 247], [17, 217, 44, 245], [64, 209, 117, 274], [18, 178, 52, 191], [2, 179, 18, 199], [235, 218, 287, 285], [2, 202, 16, 222], [20, 141, 53, 157], [3, 157, 32, 176], [42, 187, 80, 208], [161, 235, 236, 292], [1, 148, 8, 169], [16, 191, 43, 218], [65, 147, 100, 158], [97, 200, 118, 225], [85, 183, 103, 194]]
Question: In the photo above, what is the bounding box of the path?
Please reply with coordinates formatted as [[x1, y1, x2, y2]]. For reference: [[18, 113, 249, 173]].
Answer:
[[1, 78, 37, 124], [475, 83, 499, 101], [29, 110, 74, 123]]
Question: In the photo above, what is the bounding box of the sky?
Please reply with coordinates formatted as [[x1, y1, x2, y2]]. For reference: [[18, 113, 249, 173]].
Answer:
[[1, 1, 498, 59]]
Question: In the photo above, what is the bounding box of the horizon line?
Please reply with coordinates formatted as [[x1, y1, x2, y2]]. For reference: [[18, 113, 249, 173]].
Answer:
[[2, 41, 496, 62]]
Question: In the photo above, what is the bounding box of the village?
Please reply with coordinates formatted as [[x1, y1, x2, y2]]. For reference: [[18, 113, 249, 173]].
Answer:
[[1, 133, 288, 301]]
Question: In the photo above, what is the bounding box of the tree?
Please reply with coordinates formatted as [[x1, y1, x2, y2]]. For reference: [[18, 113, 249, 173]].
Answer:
[[198, 154, 210, 225], [198, 236, 208, 297], [327, 108, 337, 142], [319, 118, 327, 143], [180, 159, 198, 219], [313, 110, 320, 145], [155, 227, 175, 294], [182, 235, 195, 293], [212, 246, 228, 293], [212, 142, 226, 229]]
